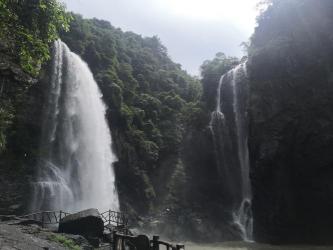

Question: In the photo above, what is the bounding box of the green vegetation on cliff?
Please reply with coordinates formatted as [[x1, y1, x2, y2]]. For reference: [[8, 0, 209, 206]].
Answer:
[[0, 0, 70, 153], [0, 0, 71, 76], [200, 52, 239, 111], [60, 14, 202, 213]]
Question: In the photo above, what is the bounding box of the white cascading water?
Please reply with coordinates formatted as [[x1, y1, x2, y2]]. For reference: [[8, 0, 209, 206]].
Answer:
[[230, 64, 253, 241], [209, 75, 227, 181], [210, 62, 253, 241], [31, 40, 119, 213]]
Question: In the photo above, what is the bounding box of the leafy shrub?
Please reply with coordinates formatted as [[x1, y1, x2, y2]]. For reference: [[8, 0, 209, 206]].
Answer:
[[49, 234, 81, 250], [0, 0, 72, 76]]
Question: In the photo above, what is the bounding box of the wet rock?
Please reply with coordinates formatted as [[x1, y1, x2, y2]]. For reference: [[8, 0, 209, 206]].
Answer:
[[58, 208, 104, 247]]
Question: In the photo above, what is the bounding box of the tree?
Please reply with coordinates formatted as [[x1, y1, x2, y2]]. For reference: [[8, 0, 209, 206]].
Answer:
[[0, 0, 71, 76], [200, 52, 239, 110]]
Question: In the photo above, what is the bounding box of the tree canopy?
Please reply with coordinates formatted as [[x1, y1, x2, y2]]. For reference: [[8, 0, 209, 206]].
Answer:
[[0, 0, 71, 76], [200, 52, 239, 111]]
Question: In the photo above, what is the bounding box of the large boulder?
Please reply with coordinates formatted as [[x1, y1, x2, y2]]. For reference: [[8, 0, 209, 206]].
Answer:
[[58, 208, 104, 246]]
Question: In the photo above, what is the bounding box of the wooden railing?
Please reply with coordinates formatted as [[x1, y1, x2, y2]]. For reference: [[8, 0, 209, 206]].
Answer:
[[112, 232, 185, 250], [151, 235, 185, 250], [112, 232, 144, 250]]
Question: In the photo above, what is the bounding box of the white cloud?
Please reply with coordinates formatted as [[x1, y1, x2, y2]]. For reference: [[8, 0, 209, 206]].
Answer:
[[62, 0, 260, 75]]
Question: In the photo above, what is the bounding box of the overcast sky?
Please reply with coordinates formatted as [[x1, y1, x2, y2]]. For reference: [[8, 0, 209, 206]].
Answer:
[[62, 0, 260, 76]]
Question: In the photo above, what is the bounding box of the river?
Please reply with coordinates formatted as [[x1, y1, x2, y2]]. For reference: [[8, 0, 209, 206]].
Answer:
[[185, 242, 333, 250]]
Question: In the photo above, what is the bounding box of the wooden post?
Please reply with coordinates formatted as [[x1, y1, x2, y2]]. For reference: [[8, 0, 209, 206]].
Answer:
[[41, 212, 44, 228], [109, 209, 111, 226], [113, 231, 117, 250], [0, 79, 4, 97], [152, 236, 159, 250], [121, 238, 125, 249]]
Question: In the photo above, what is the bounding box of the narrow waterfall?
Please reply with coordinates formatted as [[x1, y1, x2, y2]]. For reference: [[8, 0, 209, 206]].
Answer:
[[210, 62, 253, 241], [31, 40, 119, 213]]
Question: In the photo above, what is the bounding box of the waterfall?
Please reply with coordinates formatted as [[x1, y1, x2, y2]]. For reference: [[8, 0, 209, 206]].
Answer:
[[31, 40, 119, 213], [210, 62, 253, 241]]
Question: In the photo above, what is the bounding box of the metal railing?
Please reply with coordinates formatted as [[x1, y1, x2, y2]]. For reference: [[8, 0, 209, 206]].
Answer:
[[101, 210, 128, 227], [17, 210, 70, 227], [17, 209, 128, 229], [15, 210, 184, 250]]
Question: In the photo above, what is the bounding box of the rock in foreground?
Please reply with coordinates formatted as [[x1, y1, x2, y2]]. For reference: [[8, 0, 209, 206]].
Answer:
[[58, 208, 104, 246], [0, 221, 90, 250]]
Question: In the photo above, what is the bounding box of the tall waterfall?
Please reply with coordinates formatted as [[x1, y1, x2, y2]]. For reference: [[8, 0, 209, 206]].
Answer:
[[31, 40, 119, 213], [210, 62, 253, 241]]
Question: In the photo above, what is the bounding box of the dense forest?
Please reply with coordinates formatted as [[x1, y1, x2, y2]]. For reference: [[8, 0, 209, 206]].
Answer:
[[1, 0, 333, 246]]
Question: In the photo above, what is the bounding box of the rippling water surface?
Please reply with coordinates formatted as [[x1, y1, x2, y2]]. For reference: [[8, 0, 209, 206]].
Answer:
[[185, 242, 333, 250]]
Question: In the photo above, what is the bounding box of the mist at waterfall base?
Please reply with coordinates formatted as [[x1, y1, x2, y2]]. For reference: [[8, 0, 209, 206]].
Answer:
[[30, 40, 119, 213], [186, 242, 333, 250], [209, 63, 253, 241]]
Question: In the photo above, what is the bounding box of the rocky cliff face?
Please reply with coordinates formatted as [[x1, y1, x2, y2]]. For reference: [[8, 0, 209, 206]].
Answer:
[[0, 52, 44, 215], [140, 126, 241, 242], [248, 0, 333, 244]]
